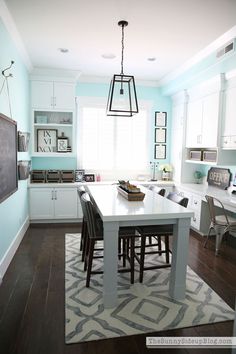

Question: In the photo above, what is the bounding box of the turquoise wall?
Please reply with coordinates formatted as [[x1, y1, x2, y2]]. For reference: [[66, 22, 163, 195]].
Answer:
[[0, 18, 30, 266]]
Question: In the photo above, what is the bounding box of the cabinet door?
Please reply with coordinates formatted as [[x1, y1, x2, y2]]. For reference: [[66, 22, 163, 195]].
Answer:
[[223, 86, 236, 136], [29, 188, 54, 219], [54, 188, 78, 219], [53, 82, 75, 110], [185, 99, 202, 147], [201, 93, 219, 147], [31, 81, 54, 109]]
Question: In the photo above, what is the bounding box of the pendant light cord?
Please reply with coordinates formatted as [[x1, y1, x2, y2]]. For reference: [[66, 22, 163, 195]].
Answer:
[[120, 24, 124, 75]]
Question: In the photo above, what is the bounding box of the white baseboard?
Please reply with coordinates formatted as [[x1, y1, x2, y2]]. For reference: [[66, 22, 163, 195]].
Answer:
[[0, 216, 30, 284]]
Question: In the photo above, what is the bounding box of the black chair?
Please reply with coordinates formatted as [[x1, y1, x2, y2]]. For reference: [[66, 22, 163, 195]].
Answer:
[[136, 191, 189, 283], [77, 186, 87, 257], [81, 193, 139, 287]]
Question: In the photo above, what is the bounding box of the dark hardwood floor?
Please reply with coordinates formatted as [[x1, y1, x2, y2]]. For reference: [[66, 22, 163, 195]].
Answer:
[[0, 224, 235, 354]]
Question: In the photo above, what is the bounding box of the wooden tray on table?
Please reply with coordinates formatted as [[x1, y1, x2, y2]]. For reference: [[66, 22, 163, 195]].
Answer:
[[117, 186, 145, 201]]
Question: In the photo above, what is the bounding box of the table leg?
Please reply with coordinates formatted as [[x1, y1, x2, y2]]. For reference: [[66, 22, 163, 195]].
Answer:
[[169, 217, 190, 300], [103, 221, 119, 308]]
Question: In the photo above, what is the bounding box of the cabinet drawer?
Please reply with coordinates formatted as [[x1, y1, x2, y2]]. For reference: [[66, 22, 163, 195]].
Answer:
[[230, 136, 236, 148], [191, 210, 200, 230], [221, 136, 231, 148], [191, 194, 202, 212]]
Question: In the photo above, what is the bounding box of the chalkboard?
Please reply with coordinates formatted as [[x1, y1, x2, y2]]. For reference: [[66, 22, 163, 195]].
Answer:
[[207, 167, 231, 190], [0, 113, 18, 203]]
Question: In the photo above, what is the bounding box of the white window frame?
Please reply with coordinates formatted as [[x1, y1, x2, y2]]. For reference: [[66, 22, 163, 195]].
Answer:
[[76, 96, 152, 180]]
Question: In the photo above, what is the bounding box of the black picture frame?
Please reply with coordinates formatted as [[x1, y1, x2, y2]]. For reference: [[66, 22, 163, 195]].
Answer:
[[155, 111, 167, 127], [37, 129, 57, 153], [0, 113, 18, 203], [57, 138, 68, 152], [75, 169, 85, 182], [84, 174, 95, 182], [155, 128, 166, 143], [154, 144, 166, 159]]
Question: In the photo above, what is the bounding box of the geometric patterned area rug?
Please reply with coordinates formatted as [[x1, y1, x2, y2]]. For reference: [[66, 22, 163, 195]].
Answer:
[[65, 233, 235, 344]]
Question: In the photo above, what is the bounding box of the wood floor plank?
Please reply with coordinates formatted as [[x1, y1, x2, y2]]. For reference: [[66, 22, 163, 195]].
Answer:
[[0, 224, 235, 354]]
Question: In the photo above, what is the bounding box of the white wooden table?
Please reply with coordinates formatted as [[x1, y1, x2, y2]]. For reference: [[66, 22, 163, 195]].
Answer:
[[88, 185, 194, 308]]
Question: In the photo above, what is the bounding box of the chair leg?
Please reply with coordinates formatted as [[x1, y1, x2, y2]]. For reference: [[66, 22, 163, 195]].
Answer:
[[165, 235, 170, 264], [158, 236, 162, 255], [139, 236, 146, 283], [81, 223, 88, 262], [215, 228, 225, 256], [84, 232, 90, 271], [148, 236, 152, 245], [130, 237, 135, 284], [204, 226, 213, 248], [86, 239, 95, 287], [80, 219, 85, 251]]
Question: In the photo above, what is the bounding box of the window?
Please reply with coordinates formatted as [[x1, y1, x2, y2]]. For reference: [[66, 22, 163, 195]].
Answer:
[[77, 98, 150, 179]]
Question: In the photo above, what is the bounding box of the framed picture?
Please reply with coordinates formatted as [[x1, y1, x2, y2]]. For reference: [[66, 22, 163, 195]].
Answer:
[[154, 144, 166, 159], [57, 137, 68, 152], [84, 174, 95, 182], [75, 169, 85, 182], [155, 128, 166, 143], [155, 111, 167, 127], [37, 129, 57, 153]]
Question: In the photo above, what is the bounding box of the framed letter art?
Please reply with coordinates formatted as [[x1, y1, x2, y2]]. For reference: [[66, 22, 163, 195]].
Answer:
[[155, 128, 166, 143], [154, 144, 166, 159], [155, 111, 167, 127], [37, 129, 57, 153]]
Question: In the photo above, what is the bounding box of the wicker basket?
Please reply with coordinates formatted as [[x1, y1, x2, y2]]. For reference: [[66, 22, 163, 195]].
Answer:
[[117, 186, 145, 201]]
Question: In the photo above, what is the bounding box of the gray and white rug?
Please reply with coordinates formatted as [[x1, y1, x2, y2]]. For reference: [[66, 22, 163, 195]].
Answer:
[[65, 233, 235, 344]]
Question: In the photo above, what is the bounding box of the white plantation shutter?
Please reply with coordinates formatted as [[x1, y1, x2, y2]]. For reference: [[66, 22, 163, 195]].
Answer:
[[78, 99, 149, 178]]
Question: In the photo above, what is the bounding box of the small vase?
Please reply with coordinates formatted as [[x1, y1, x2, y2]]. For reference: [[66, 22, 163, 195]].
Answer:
[[162, 171, 170, 181]]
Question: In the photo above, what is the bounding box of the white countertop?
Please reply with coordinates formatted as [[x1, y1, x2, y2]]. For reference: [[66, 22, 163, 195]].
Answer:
[[88, 184, 193, 222], [176, 182, 236, 213], [28, 180, 175, 188]]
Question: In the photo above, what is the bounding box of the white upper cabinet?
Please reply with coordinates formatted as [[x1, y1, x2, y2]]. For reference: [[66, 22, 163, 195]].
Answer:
[[185, 98, 202, 147], [31, 80, 75, 110], [221, 70, 236, 149], [201, 92, 219, 147], [185, 76, 222, 149]]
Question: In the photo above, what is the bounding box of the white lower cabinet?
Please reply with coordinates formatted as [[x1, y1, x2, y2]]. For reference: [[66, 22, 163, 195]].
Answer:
[[29, 187, 78, 220], [175, 187, 210, 235], [176, 188, 202, 230]]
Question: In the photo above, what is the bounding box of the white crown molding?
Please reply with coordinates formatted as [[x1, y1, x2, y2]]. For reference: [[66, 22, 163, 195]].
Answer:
[[0, 0, 32, 71], [158, 25, 236, 87], [30, 67, 81, 82], [78, 74, 159, 87]]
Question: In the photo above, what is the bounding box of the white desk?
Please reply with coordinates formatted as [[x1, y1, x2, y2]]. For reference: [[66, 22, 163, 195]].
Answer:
[[88, 185, 194, 308]]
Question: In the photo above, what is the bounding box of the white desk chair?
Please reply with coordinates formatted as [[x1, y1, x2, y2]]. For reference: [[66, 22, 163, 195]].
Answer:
[[204, 195, 236, 255]]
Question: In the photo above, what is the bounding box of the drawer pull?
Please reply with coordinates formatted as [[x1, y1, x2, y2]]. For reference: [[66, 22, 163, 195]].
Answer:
[[193, 217, 196, 222]]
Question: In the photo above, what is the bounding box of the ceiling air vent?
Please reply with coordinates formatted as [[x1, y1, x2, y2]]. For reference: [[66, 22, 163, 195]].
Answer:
[[216, 39, 235, 59]]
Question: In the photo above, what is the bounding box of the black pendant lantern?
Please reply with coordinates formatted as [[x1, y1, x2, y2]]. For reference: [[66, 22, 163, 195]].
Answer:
[[106, 20, 138, 117]]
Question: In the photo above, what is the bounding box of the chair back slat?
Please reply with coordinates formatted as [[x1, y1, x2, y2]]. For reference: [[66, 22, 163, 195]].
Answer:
[[167, 192, 189, 208], [81, 193, 98, 239]]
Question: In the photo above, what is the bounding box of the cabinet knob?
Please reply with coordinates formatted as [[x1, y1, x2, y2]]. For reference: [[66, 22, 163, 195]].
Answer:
[[193, 217, 196, 222]]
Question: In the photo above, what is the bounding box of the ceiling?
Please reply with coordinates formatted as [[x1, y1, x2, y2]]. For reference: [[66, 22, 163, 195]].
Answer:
[[4, 0, 236, 83]]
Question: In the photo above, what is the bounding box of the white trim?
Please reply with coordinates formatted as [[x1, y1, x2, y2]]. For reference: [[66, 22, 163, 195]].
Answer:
[[159, 26, 236, 86], [0, 0, 32, 71], [0, 216, 29, 284], [78, 74, 159, 87]]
